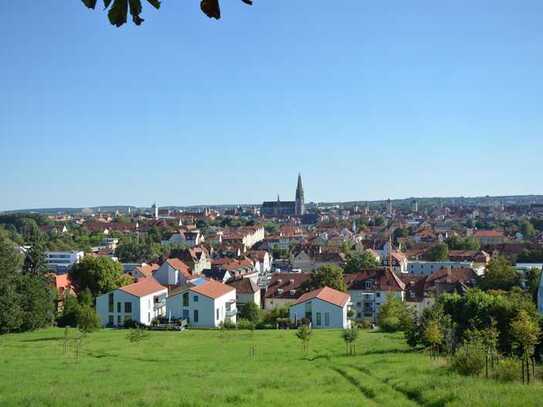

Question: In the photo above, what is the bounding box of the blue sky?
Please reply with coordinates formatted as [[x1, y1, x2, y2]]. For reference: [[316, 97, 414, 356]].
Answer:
[[1, 1, 542, 211]]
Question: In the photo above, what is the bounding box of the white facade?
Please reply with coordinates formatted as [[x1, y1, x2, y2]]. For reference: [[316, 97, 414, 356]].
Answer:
[[349, 290, 403, 322], [166, 288, 237, 328], [96, 287, 168, 327], [46, 251, 84, 273], [154, 262, 187, 286], [289, 297, 351, 329], [407, 261, 473, 275]]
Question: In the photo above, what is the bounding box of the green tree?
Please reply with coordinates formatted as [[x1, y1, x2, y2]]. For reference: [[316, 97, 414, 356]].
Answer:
[[238, 302, 261, 323], [511, 310, 540, 384], [519, 220, 536, 240], [303, 265, 346, 292], [425, 243, 449, 261], [17, 273, 56, 331], [424, 319, 443, 358], [77, 304, 101, 333], [343, 251, 380, 274], [526, 268, 541, 304], [342, 326, 359, 356], [478, 256, 520, 291], [446, 235, 480, 251], [296, 325, 313, 354], [377, 295, 413, 332], [0, 232, 24, 333], [70, 256, 131, 297]]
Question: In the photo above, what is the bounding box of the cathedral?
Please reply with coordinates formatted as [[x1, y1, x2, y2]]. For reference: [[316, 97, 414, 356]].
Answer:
[[261, 174, 305, 217]]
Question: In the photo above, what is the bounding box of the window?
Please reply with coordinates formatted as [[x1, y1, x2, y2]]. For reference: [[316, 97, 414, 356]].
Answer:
[[117, 302, 121, 313], [124, 302, 132, 313], [216, 308, 219, 320], [194, 309, 199, 323], [108, 315, 114, 326], [193, 295, 199, 303], [108, 293, 114, 313], [316, 312, 321, 326], [376, 293, 381, 298], [117, 315, 121, 325], [324, 312, 330, 327], [148, 312, 151, 322], [183, 292, 189, 307]]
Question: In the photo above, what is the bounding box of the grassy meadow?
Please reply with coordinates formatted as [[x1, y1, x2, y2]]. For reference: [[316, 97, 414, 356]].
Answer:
[[1, 328, 542, 406]]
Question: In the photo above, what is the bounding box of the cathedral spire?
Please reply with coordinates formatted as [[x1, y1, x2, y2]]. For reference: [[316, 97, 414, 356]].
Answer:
[[295, 173, 305, 216]]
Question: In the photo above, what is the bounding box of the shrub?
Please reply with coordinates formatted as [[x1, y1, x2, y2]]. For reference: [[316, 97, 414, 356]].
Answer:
[[358, 320, 372, 330], [221, 320, 237, 330], [494, 358, 520, 382], [380, 316, 401, 332], [450, 342, 485, 376], [77, 305, 100, 333], [237, 319, 255, 330]]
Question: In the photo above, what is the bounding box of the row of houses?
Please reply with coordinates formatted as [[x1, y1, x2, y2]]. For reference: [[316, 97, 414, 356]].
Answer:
[[95, 275, 351, 329]]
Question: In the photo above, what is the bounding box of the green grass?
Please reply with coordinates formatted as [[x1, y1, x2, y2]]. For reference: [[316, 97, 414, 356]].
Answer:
[[0, 328, 542, 406]]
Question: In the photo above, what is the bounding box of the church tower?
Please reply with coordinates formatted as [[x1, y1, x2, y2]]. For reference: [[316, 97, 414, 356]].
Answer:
[[295, 173, 305, 216]]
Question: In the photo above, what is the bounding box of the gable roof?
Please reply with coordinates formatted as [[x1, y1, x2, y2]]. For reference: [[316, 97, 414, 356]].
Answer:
[[295, 286, 350, 307], [166, 258, 191, 274], [345, 268, 405, 291], [190, 279, 235, 299], [227, 278, 259, 294], [119, 277, 166, 297], [265, 272, 311, 299]]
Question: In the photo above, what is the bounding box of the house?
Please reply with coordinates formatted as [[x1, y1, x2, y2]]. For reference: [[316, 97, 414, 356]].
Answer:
[[473, 230, 507, 246], [227, 278, 261, 308], [166, 279, 237, 328], [264, 272, 312, 310], [176, 247, 211, 275], [45, 251, 84, 274], [407, 261, 475, 276], [96, 277, 168, 327], [153, 258, 193, 287], [289, 286, 351, 329], [124, 263, 160, 280], [290, 246, 346, 272], [402, 267, 477, 316], [50, 273, 76, 311], [344, 269, 405, 322], [248, 250, 272, 274]]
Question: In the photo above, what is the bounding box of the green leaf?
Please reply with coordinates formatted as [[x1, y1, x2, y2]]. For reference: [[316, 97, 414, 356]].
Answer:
[[129, 0, 144, 25], [146, 0, 161, 10], [81, 0, 98, 9], [108, 0, 129, 27]]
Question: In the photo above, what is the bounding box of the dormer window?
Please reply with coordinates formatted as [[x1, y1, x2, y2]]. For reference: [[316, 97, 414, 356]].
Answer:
[[364, 280, 373, 289]]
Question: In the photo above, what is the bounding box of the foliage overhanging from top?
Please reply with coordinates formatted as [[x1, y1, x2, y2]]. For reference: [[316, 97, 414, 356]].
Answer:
[[81, 0, 253, 27]]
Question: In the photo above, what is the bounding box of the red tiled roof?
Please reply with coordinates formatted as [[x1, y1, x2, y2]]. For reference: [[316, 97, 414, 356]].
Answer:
[[345, 268, 405, 291], [166, 258, 192, 276], [295, 286, 350, 307], [227, 278, 259, 294], [190, 279, 235, 299], [119, 277, 166, 297], [265, 272, 311, 299], [474, 230, 504, 237]]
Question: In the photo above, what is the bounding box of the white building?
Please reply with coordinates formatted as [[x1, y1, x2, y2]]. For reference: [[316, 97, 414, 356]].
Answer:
[[46, 251, 84, 273], [227, 278, 261, 308], [153, 258, 193, 287], [407, 261, 476, 276], [166, 279, 237, 328], [96, 277, 168, 327], [289, 286, 351, 329]]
